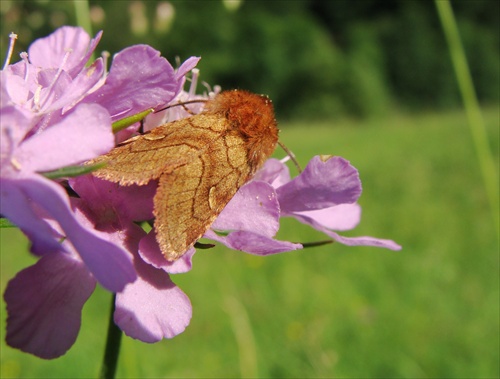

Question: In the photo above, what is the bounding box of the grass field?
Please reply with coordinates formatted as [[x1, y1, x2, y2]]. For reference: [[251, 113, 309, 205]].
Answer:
[[1, 107, 498, 378]]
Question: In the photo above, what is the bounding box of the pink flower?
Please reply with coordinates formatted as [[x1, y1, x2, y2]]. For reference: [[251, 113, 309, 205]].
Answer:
[[1, 27, 199, 358], [1, 25, 198, 264], [4, 175, 193, 359], [203, 156, 402, 254]]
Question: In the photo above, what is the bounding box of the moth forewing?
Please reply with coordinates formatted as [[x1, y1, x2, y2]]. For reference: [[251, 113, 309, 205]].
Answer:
[[89, 90, 279, 261]]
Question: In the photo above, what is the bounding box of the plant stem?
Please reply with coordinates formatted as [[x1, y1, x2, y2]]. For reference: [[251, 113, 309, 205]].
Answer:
[[99, 293, 122, 379], [73, 0, 93, 37], [73, 0, 96, 62], [435, 0, 499, 232]]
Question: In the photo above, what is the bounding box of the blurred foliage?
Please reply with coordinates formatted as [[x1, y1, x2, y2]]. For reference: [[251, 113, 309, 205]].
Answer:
[[1, 0, 498, 120]]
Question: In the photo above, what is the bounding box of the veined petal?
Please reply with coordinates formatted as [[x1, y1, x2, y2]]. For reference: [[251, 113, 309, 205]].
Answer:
[[292, 203, 361, 231], [1, 71, 31, 109], [28, 26, 102, 78], [83, 45, 181, 121], [35, 68, 72, 113], [115, 256, 192, 343], [293, 212, 402, 251], [4, 252, 96, 359], [277, 156, 362, 214], [175, 56, 201, 81], [0, 106, 35, 166], [69, 30, 103, 78], [253, 158, 291, 189], [14, 174, 136, 291], [138, 230, 195, 274], [0, 178, 62, 254], [16, 103, 113, 172], [50, 58, 104, 114], [70, 175, 155, 224], [212, 181, 280, 238]]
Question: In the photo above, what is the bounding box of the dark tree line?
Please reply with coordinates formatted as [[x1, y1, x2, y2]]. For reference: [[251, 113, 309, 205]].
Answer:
[[2, 0, 498, 119]]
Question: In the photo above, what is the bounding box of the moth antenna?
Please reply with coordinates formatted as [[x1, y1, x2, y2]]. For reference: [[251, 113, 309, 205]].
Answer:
[[155, 99, 208, 114], [181, 103, 197, 115], [278, 140, 302, 173]]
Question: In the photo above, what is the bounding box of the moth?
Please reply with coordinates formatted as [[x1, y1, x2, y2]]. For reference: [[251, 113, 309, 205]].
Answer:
[[88, 90, 279, 261]]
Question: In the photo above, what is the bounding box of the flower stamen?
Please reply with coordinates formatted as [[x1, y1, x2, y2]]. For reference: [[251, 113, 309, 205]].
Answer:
[[2, 32, 18, 70], [38, 48, 73, 110], [10, 157, 22, 170], [33, 85, 43, 111], [188, 68, 199, 97], [101, 51, 110, 77], [19, 52, 30, 82]]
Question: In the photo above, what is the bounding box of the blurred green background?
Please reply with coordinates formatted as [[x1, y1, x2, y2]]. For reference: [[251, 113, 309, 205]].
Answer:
[[0, 0, 499, 378]]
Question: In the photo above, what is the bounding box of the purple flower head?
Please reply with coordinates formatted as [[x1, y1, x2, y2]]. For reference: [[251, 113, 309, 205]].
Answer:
[[1, 27, 199, 358], [2, 27, 133, 285], [1, 25, 199, 260], [3, 27, 104, 126], [275, 156, 402, 250], [202, 155, 401, 255], [3, 182, 137, 358], [4, 174, 192, 359]]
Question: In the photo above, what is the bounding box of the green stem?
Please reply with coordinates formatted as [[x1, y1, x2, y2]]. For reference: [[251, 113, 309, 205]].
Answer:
[[435, 0, 499, 231], [73, 0, 96, 63], [74, 0, 93, 37], [99, 293, 122, 379]]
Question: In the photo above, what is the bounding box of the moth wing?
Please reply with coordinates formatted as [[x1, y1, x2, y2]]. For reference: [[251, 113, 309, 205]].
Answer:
[[90, 116, 221, 185], [154, 128, 252, 260]]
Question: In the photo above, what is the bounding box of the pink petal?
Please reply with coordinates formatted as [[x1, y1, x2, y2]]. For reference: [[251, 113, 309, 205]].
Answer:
[[4, 59, 38, 96], [138, 230, 195, 274], [277, 156, 362, 213], [70, 175, 156, 223], [16, 103, 113, 172], [55, 58, 105, 113], [293, 203, 361, 231], [0, 178, 62, 255], [212, 181, 280, 238], [4, 252, 96, 359], [328, 231, 403, 250], [204, 229, 302, 255], [175, 56, 201, 80], [28, 26, 102, 78], [1, 71, 31, 108], [35, 68, 72, 113], [14, 174, 136, 291], [0, 106, 35, 163], [114, 256, 192, 342], [294, 213, 402, 251], [253, 158, 291, 188], [84, 45, 180, 120]]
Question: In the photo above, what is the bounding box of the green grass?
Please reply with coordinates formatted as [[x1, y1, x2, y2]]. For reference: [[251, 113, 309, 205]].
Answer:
[[1, 107, 499, 378]]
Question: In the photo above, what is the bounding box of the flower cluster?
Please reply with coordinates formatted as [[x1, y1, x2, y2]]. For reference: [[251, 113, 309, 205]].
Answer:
[[0, 27, 400, 359]]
